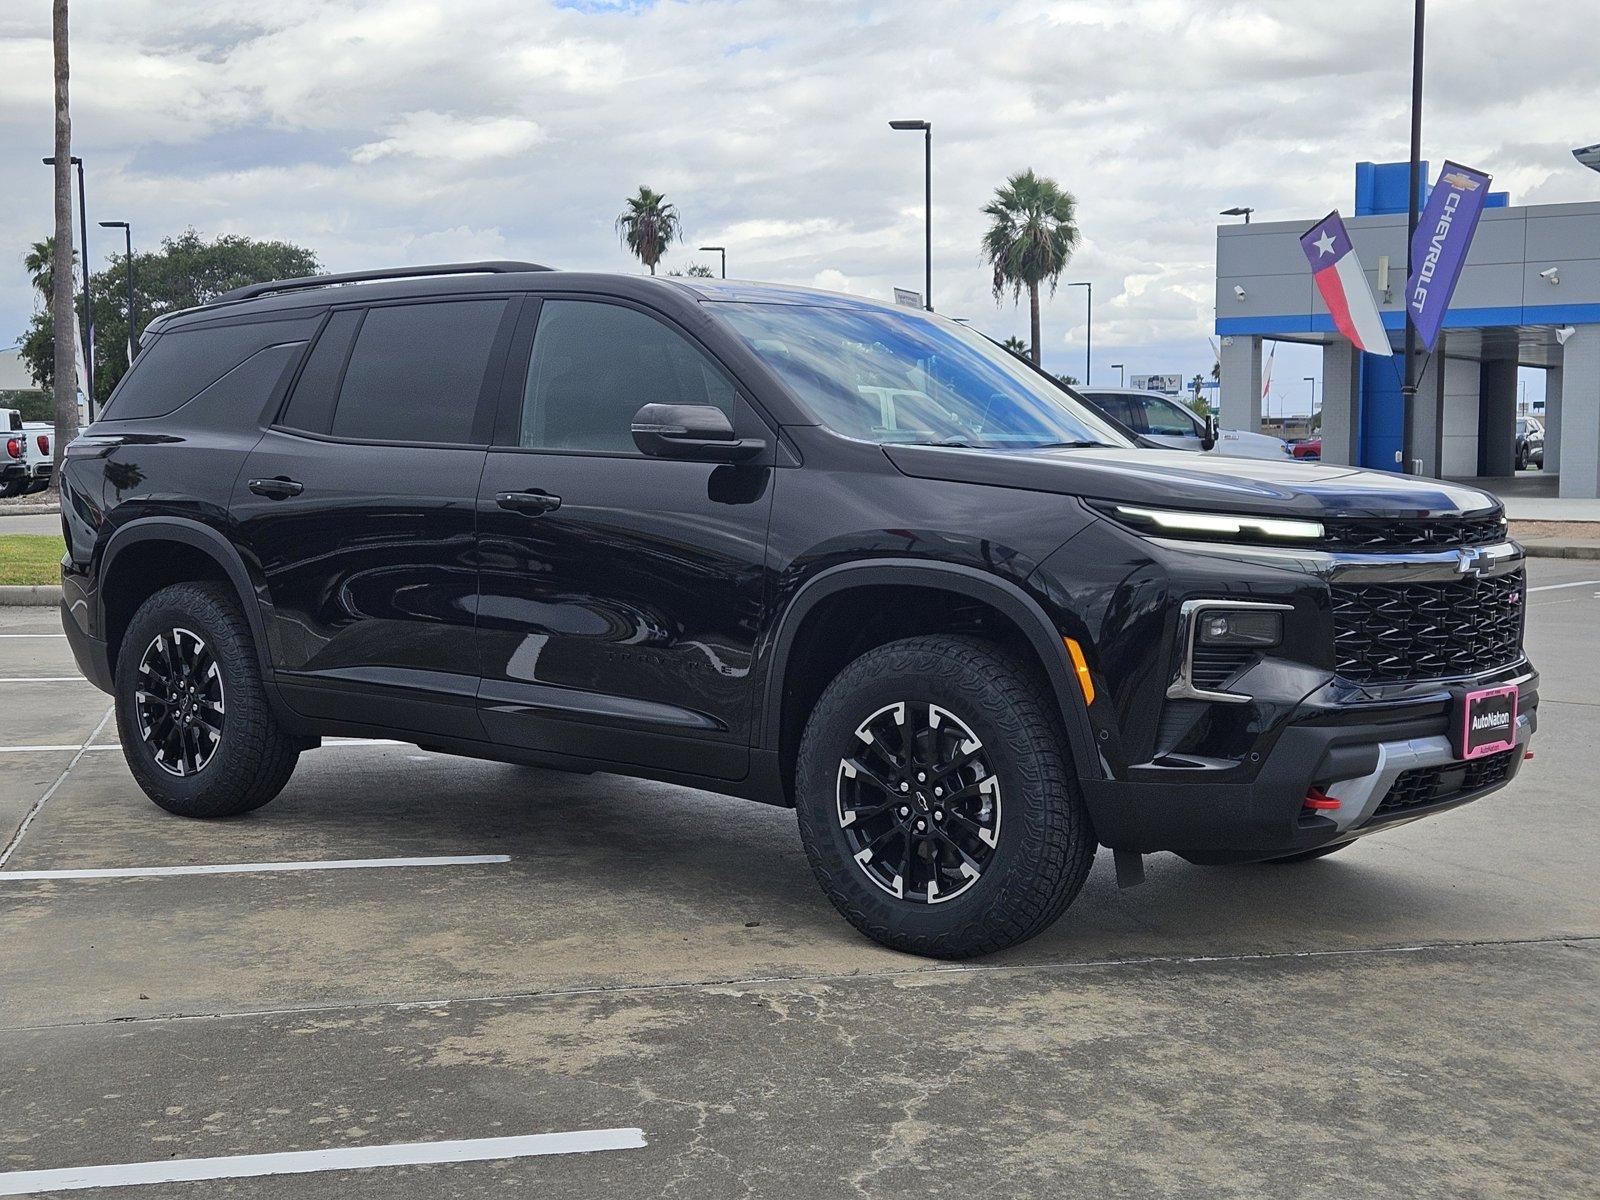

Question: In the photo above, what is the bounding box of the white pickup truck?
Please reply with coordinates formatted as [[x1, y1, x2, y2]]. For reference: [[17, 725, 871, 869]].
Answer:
[[2, 408, 52, 497]]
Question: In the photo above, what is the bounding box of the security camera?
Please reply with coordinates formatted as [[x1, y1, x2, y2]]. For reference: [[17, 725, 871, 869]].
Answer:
[[1540, 267, 1560, 284], [1233, 284, 1247, 301]]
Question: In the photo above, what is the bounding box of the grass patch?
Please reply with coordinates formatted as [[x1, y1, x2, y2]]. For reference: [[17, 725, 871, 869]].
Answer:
[[0, 534, 65, 586]]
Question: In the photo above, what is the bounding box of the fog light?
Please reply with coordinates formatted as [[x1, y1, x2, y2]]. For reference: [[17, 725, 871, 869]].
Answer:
[[1198, 610, 1282, 648]]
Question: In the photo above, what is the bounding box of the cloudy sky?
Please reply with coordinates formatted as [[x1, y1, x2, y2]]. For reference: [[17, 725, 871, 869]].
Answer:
[[2, 0, 1597, 410]]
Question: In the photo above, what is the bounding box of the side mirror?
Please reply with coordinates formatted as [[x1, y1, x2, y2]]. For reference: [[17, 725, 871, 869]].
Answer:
[[631, 403, 766, 462], [1200, 413, 1219, 451]]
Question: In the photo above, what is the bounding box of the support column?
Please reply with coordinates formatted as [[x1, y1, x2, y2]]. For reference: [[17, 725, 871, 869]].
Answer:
[[1477, 357, 1518, 478], [1219, 335, 1262, 433], [1544, 364, 1563, 477], [1558, 325, 1600, 498], [1319, 341, 1360, 465], [1406, 352, 1446, 477], [1440, 355, 1482, 477]]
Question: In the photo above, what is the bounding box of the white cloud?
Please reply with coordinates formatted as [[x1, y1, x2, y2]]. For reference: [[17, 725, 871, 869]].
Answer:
[[351, 113, 547, 164], [3, 0, 1597, 401]]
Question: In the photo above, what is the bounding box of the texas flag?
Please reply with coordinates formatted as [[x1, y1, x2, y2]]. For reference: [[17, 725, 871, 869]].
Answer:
[[1300, 211, 1390, 356]]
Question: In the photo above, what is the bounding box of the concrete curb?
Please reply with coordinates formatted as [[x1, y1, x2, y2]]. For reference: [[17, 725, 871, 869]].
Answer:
[[0, 585, 62, 606], [0, 505, 60, 517], [1521, 542, 1600, 560]]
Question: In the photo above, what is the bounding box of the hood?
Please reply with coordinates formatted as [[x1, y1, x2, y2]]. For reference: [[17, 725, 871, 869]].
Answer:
[[881, 444, 1501, 520]]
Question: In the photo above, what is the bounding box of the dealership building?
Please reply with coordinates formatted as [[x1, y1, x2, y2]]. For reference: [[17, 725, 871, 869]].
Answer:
[[1215, 161, 1600, 497]]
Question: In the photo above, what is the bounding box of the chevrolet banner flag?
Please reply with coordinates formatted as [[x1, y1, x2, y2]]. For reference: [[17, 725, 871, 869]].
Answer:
[[1300, 211, 1389, 356], [1406, 160, 1493, 351]]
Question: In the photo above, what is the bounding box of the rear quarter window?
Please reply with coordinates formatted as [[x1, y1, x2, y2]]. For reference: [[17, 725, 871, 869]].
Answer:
[[102, 315, 321, 421]]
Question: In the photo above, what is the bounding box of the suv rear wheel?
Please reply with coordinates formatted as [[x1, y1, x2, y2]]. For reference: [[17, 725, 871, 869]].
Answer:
[[796, 635, 1095, 958], [115, 582, 300, 818]]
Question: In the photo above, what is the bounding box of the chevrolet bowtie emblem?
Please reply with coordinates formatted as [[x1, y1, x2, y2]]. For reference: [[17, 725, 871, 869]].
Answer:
[[1456, 547, 1484, 577], [1442, 171, 1480, 191]]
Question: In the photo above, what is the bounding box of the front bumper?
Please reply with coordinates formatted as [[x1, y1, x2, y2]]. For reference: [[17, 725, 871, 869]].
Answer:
[[1083, 667, 1538, 864]]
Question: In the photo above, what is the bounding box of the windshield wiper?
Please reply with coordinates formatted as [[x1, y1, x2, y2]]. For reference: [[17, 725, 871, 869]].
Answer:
[[1027, 440, 1111, 449]]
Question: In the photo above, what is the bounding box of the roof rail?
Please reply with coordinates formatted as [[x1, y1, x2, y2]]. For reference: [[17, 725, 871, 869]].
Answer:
[[212, 261, 554, 305]]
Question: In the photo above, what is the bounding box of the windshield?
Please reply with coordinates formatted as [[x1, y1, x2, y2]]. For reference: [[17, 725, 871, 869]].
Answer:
[[711, 301, 1131, 449]]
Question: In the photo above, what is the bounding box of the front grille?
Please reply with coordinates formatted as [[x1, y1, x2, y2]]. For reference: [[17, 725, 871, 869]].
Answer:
[[1322, 514, 1507, 551], [1332, 569, 1524, 684], [1370, 748, 1518, 821]]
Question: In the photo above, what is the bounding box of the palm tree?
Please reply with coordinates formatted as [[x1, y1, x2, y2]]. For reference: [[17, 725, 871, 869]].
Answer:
[[1000, 335, 1029, 357], [50, 0, 80, 483], [24, 237, 68, 299], [980, 170, 1080, 367], [616, 186, 681, 275]]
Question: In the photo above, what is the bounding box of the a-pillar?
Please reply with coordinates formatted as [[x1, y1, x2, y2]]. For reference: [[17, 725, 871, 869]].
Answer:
[[1219, 335, 1262, 433], [1319, 341, 1360, 465], [1558, 325, 1600, 498]]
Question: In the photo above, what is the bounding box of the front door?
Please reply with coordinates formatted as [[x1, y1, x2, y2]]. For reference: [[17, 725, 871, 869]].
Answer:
[[475, 296, 775, 780], [232, 296, 516, 737]]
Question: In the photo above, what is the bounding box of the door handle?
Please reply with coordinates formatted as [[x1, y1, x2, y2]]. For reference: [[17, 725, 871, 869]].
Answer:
[[248, 477, 304, 499], [495, 490, 561, 515]]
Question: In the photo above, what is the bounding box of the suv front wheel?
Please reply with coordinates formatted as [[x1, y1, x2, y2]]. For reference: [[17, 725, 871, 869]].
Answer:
[[115, 582, 300, 818], [796, 635, 1095, 958]]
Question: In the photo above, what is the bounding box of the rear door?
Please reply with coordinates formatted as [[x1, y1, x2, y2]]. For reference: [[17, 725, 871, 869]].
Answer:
[[474, 295, 775, 779], [231, 295, 517, 738]]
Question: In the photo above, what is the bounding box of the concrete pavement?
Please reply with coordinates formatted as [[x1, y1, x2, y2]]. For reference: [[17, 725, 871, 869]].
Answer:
[[0, 561, 1596, 1197]]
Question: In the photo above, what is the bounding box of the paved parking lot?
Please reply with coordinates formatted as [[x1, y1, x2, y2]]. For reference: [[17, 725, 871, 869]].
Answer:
[[2, 561, 1597, 1197]]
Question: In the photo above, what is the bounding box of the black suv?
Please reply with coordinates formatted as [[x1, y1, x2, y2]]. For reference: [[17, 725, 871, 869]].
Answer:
[[60, 262, 1536, 958]]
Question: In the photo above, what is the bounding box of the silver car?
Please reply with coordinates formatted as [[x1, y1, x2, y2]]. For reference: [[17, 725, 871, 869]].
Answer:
[[1080, 388, 1291, 460]]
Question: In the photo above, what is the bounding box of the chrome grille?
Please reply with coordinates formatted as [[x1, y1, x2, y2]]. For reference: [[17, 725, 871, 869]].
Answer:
[[1331, 569, 1524, 684]]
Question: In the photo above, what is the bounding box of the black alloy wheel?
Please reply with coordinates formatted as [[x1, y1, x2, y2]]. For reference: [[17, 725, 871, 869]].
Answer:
[[837, 700, 1001, 904], [135, 626, 226, 777]]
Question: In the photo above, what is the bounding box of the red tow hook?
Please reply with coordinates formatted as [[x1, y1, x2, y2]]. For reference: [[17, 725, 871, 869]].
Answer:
[[1303, 787, 1340, 811]]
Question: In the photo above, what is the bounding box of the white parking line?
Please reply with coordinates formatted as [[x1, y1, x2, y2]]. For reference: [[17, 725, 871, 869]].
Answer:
[[0, 1128, 646, 1195], [0, 854, 512, 881], [1527, 579, 1600, 592], [0, 707, 113, 868], [0, 676, 86, 683], [0, 633, 67, 638]]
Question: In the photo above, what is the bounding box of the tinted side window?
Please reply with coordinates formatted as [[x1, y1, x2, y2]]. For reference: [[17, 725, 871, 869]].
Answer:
[[329, 299, 507, 444], [1093, 395, 1138, 431], [278, 309, 362, 435], [1139, 396, 1200, 437], [519, 300, 736, 453], [103, 316, 320, 421]]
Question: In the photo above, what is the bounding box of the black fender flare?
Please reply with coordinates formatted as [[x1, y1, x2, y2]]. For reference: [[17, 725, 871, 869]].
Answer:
[[98, 516, 277, 684], [757, 559, 1104, 780]]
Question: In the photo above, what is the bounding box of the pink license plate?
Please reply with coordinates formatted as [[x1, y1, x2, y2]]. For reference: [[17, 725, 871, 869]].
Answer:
[[1461, 684, 1518, 759]]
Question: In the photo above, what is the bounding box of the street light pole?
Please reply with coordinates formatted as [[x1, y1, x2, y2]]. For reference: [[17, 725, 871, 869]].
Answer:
[[1112, 363, 1125, 387], [1401, 0, 1425, 474], [43, 154, 93, 410], [1068, 281, 1091, 385], [697, 244, 726, 279], [889, 120, 932, 310], [100, 220, 135, 365]]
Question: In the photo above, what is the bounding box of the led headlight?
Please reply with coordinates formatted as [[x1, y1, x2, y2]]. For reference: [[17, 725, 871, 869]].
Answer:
[[1111, 505, 1323, 542]]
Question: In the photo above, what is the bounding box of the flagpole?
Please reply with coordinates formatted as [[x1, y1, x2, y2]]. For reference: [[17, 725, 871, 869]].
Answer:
[[1401, 0, 1425, 474]]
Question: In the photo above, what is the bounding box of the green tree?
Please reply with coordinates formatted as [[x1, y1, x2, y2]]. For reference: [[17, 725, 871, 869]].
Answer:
[[18, 229, 320, 402], [1000, 335, 1029, 357], [23, 236, 71, 300], [667, 262, 715, 278], [616, 186, 681, 275], [980, 170, 1079, 367]]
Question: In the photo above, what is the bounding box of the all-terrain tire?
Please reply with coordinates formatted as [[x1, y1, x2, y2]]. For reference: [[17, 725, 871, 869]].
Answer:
[[115, 582, 300, 818], [796, 635, 1095, 959]]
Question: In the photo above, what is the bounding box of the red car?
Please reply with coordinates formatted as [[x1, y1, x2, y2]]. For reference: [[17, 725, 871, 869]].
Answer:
[[1291, 437, 1321, 460]]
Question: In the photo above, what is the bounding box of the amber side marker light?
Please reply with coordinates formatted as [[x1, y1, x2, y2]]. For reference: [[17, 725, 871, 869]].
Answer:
[[1063, 637, 1095, 706]]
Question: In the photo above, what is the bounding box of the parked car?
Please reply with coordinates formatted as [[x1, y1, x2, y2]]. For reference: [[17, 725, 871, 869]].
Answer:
[[2, 408, 27, 496], [1291, 437, 1322, 461], [1078, 387, 1291, 460], [21, 422, 53, 493], [1516, 418, 1544, 471], [60, 263, 1537, 959]]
